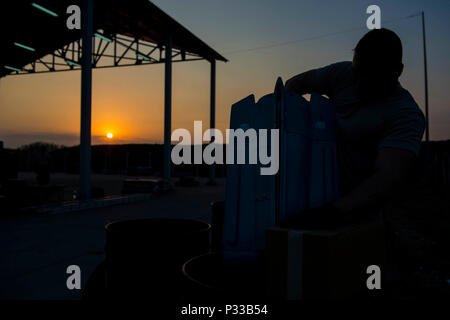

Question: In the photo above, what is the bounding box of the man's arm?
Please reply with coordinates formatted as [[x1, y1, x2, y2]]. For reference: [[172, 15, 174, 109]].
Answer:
[[285, 70, 317, 95], [333, 147, 417, 213], [285, 61, 348, 96], [280, 147, 417, 229]]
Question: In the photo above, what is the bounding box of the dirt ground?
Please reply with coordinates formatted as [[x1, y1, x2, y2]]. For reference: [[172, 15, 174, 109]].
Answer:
[[1, 172, 449, 299]]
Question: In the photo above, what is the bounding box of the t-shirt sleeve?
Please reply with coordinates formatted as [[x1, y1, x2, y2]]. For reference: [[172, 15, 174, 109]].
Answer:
[[378, 105, 425, 157], [314, 61, 352, 97]]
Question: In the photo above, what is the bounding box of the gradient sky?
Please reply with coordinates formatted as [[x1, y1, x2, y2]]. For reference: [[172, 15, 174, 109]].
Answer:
[[1, 0, 449, 148]]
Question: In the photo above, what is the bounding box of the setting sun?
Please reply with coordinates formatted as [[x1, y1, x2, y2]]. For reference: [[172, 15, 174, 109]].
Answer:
[[106, 132, 113, 139]]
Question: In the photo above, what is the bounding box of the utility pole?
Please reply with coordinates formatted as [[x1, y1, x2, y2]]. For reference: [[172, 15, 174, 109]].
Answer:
[[422, 11, 430, 147]]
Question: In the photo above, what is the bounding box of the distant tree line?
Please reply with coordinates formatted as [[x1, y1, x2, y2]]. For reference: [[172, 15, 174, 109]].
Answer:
[[1, 140, 448, 185], [10, 143, 227, 178]]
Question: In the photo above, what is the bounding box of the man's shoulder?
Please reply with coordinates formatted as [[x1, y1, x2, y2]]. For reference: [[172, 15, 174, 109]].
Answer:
[[332, 61, 353, 68], [379, 86, 426, 157], [389, 85, 424, 116]]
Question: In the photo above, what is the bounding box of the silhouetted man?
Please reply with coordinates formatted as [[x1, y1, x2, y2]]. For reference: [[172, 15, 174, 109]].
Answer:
[[282, 28, 425, 228]]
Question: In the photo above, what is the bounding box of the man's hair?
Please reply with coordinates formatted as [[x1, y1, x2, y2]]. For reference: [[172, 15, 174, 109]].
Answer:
[[354, 28, 403, 71]]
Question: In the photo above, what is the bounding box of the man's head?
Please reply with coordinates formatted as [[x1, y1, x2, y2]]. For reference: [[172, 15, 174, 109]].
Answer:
[[352, 28, 403, 100]]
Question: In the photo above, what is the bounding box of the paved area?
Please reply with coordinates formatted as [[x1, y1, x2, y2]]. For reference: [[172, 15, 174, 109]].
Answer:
[[17, 172, 128, 201], [0, 177, 226, 300]]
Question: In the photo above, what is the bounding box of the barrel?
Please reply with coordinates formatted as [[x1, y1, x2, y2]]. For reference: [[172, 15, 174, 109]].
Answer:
[[104, 218, 210, 299], [210, 201, 225, 251], [182, 251, 266, 301]]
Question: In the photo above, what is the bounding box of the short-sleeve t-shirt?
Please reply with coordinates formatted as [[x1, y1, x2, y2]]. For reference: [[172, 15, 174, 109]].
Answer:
[[313, 61, 425, 194]]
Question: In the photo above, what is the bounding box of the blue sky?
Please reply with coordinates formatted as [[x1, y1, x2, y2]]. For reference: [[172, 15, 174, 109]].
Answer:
[[152, 0, 450, 138]]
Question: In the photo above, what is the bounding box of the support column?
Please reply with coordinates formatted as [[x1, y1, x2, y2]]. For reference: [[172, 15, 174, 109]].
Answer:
[[208, 60, 216, 184], [80, 0, 93, 200], [163, 35, 172, 181]]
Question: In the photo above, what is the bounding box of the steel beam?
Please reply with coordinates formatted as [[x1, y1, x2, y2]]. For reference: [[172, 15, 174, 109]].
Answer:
[[209, 60, 216, 184], [80, 0, 93, 200], [163, 35, 172, 181]]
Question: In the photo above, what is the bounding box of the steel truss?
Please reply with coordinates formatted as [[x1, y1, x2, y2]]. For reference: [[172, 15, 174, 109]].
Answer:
[[6, 33, 203, 75]]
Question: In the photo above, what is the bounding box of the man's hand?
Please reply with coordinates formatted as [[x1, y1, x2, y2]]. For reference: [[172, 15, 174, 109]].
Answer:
[[280, 203, 349, 230], [333, 147, 417, 214]]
